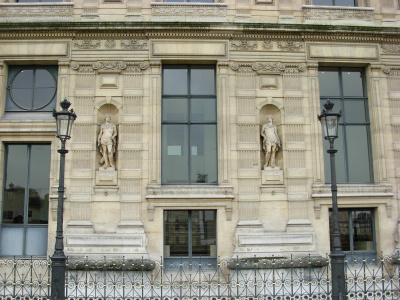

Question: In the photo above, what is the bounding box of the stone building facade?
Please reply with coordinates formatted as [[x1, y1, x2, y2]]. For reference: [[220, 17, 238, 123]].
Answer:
[[0, 0, 399, 262]]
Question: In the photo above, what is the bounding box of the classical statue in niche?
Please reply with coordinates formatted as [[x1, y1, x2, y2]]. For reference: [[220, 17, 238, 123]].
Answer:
[[261, 115, 280, 169], [98, 114, 118, 170]]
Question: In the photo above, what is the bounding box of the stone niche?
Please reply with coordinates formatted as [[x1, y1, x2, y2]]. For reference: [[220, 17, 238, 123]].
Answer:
[[96, 104, 119, 186], [259, 104, 283, 185]]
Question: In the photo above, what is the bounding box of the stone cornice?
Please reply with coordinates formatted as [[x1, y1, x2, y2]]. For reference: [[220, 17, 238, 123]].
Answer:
[[0, 22, 399, 43]]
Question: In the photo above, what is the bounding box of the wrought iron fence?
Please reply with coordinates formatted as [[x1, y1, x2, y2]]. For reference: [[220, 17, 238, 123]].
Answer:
[[0, 254, 398, 300]]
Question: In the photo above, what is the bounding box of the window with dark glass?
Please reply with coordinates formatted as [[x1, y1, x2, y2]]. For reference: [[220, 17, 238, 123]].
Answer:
[[6, 66, 58, 112], [163, 0, 214, 3], [164, 210, 217, 258], [162, 65, 217, 184], [329, 209, 375, 254], [0, 144, 51, 256], [319, 67, 373, 183], [312, 0, 356, 6], [16, 0, 63, 3]]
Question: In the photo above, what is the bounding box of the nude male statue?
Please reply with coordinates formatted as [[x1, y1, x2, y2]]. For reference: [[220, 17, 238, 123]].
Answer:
[[98, 114, 117, 169], [261, 115, 280, 169]]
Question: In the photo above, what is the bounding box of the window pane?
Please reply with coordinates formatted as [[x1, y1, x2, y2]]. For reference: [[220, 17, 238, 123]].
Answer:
[[191, 211, 216, 257], [313, 0, 333, 4], [12, 69, 33, 88], [163, 98, 188, 122], [190, 67, 215, 95], [29, 145, 50, 225], [3, 145, 28, 224], [346, 126, 372, 183], [0, 227, 24, 256], [323, 126, 346, 183], [162, 125, 189, 184], [163, 68, 188, 95], [164, 211, 189, 257], [33, 88, 57, 110], [34, 69, 55, 88], [342, 69, 364, 97], [343, 100, 367, 123], [190, 125, 218, 184], [330, 210, 350, 252], [190, 98, 216, 122], [25, 227, 48, 256], [335, 0, 355, 6], [352, 211, 374, 251], [319, 68, 340, 97], [11, 88, 34, 109]]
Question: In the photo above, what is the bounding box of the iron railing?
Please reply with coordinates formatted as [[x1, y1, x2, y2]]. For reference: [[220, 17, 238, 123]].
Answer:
[[0, 254, 398, 299]]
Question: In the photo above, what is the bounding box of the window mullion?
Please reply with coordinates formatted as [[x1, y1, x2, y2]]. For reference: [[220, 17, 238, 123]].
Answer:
[[188, 210, 192, 257], [23, 145, 31, 256]]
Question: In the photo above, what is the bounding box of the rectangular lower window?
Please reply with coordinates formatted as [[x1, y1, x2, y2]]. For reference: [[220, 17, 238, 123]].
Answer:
[[312, 0, 356, 6], [164, 210, 217, 258], [0, 144, 51, 256], [329, 208, 375, 254]]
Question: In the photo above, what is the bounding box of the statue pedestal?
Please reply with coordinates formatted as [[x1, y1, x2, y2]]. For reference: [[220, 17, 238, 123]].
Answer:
[[96, 168, 117, 186], [262, 168, 283, 185]]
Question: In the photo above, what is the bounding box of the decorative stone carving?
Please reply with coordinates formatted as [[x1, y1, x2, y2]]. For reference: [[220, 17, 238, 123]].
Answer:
[[252, 62, 284, 73], [382, 44, 400, 55], [121, 39, 148, 50], [231, 40, 258, 51], [98, 114, 118, 170], [0, 3, 74, 20], [105, 40, 116, 49], [261, 115, 280, 169], [74, 40, 101, 50], [277, 41, 304, 52], [151, 3, 227, 22], [302, 5, 374, 23], [262, 40, 273, 50]]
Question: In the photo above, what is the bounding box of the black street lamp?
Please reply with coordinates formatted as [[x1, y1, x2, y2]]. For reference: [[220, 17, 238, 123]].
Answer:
[[51, 98, 77, 300], [318, 100, 346, 300]]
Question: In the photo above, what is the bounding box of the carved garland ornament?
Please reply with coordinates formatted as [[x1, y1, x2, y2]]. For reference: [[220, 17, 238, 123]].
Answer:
[[71, 61, 149, 73], [74, 40, 101, 50], [230, 62, 306, 74], [277, 41, 304, 52], [121, 39, 148, 50], [230, 40, 258, 51], [382, 44, 400, 55]]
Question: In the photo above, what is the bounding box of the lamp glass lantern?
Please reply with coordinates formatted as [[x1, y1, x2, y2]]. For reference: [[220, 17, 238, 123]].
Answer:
[[53, 98, 77, 142], [318, 101, 341, 141]]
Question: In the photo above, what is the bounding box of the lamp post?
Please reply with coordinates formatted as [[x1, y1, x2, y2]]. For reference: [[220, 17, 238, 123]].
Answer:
[[318, 101, 345, 300], [51, 98, 77, 300]]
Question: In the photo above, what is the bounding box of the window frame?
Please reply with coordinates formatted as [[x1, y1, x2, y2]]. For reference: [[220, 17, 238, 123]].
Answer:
[[312, 0, 357, 6], [161, 64, 218, 185], [6, 65, 58, 113], [329, 208, 376, 256], [319, 67, 374, 184], [163, 209, 217, 260], [0, 143, 51, 257]]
